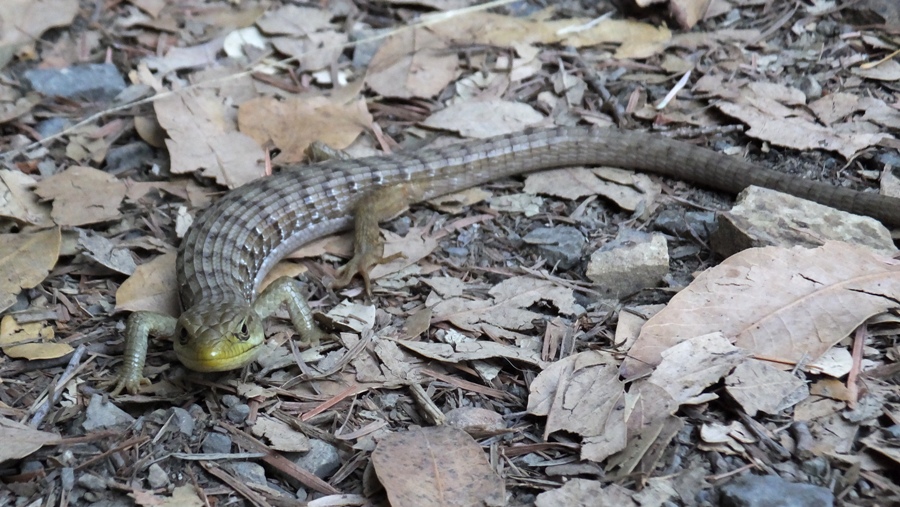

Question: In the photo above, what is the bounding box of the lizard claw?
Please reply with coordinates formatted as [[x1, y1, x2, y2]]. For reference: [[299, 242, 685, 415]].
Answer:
[[333, 249, 405, 296]]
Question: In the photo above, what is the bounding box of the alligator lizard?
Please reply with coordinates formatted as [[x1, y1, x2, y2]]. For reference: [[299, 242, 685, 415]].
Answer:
[[111, 126, 900, 394]]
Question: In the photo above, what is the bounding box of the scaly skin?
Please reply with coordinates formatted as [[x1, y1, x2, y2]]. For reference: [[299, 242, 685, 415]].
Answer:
[[111, 126, 900, 394]]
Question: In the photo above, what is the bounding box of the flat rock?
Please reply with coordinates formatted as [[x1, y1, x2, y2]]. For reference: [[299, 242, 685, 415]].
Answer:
[[82, 394, 135, 430], [717, 474, 834, 507], [23, 64, 126, 102], [710, 186, 896, 258], [288, 439, 342, 479], [523, 225, 586, 270], [585, 229, 668, 298]]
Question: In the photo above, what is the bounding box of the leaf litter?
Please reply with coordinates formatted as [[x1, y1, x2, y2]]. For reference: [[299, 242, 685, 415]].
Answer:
[[1, 0, 899, 505]]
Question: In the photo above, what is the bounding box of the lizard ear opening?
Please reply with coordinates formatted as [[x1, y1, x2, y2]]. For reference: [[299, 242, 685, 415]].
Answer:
[[177, 326, 189, 346], [237, 320, 250, 340]]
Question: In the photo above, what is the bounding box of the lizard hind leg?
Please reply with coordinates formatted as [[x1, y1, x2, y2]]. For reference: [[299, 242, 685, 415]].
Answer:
[[332, 182, 425, 295]]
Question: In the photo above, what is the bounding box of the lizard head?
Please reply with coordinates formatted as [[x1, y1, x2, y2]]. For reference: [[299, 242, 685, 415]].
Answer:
[[173, 303, 266, 372]]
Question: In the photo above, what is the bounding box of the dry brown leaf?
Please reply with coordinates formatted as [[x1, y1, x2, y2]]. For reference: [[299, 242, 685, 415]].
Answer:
[[0, 416, 59, 462], [77, 229, 137, 275], [0, 0, 79, 69], [0, 169, 52, 226], [131, 485, 205, 507], [370, 227, 440, 282], [371, 426, 505, 507], [488, 193, 543, 217], [852, 59, 900, 81], [155, 90, 264, 188], [725, 359, 809, 416], [255, 4, 333, 36], [0, 227, 60, 313], [523, 167, 660, 212], [622, 242, 900, 379], [114, 251, 178, 317], [560, 18, 672, 59], [127, 0, 165, 18], [367, 27, 459, 99], [0, 315, 71, 360], [430, 276, 576, 339], [669, 0, 713, 29], [716, 100, 890, 158], [238, 94, 372, 164], [647, 332, 745, 405], [134, 115, 166, 148], [536, 480, 637, 507], [0, 92, 40, 125], [270, 31, 348, 72], [258, 261, 308, 292], [381, 0, 474, 9], [250, 416, 309, 452], [431, 13, 670, 60], [254, 3, 344, 72], [421, 99, 543, 138], [322, 300, 376, 333], [65, 131, 111, 164], [527, 352, 627, 461], [34, 166, 126, 226], [398, 339, 546, 368], [809, 92, 862, 125], [144, 37, 225, 75]]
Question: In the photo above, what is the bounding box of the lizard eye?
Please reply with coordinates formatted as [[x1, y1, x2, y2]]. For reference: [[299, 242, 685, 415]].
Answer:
[[237, 320, 250, 340], [178, 327, 189, 346]]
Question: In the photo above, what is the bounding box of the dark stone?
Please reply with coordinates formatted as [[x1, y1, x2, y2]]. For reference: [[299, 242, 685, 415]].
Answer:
[[35, 117, 71, 138], [653, 208, 716, 239], [717, 474, 834, 507], [106, 142, 154, 175], [225, 404, 251, 423], [289, 439, 341, 478], [522, 225, 586, 270], [23, 64, 126, 102], [201, 432, 232, 454]]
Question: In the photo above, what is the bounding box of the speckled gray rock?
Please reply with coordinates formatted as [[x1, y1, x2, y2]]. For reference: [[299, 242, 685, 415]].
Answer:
[[106, 142, 154, 175], [224, 462, 267, 486], [82, 394, 135, 430], [77, 473, 107, 492], [226, 404, 251, 423], [147, 463, 170, 489], [289, 439, 341, 478], [586, 229, 668, 298], [717, 474, 833, 507], [170, 407, 195, 436], [221, 394, 240, 407], [653, 208, 716, 240], [202, 433, 232, 454], [35, 117, 70, 138], [711, 186, 897, 258], [23, 64, 126, 102], [523, 226, 586, 270]]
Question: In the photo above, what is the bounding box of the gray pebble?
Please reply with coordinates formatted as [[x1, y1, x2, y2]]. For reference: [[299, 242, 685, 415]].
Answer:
[[147, 463, 170, 489], [224, 462, 267, 486], [523, 225, 586, 270], [170, 407, 195, 436], [60, 467, 75, 491], [201, 433, 232, 454], [289, 439, 341, 479], [221, 394, 240, 408], [23, 64, 126, 102], [717, 474, 833, 507], [35, 117, 71, 138], [226, 404, 251, 423], [77, 473, 107, 492]]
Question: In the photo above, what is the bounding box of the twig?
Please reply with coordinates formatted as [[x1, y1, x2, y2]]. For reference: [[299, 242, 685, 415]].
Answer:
[[29, 344, 88, 427]]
